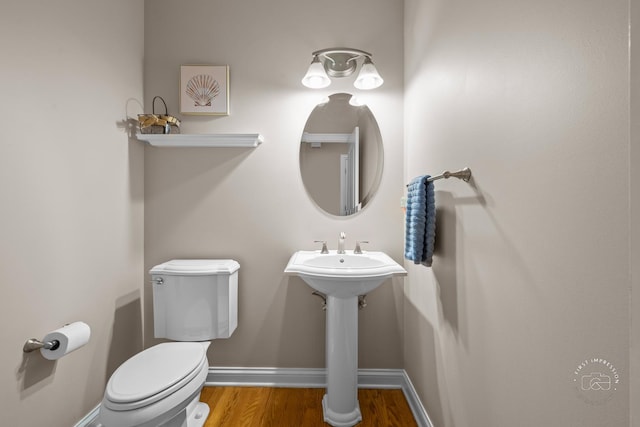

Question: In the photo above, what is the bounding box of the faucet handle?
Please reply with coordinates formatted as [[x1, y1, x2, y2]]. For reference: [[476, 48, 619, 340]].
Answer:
[[314, 240, 329, 254], [354, 240, 369, 254]]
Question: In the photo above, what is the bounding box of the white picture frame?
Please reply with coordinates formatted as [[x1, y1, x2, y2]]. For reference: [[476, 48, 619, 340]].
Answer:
[[180, 65, 229, 115]]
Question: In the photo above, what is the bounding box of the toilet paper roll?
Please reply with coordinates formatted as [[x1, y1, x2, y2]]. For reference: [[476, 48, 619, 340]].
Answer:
[[40, 321, 91, 360]]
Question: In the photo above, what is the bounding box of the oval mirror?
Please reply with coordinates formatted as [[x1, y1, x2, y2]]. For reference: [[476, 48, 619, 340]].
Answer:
[[300, 93, 384, 216]]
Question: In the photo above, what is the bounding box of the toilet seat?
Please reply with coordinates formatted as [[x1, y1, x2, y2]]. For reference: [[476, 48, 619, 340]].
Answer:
[[104, 342, 207, 411]]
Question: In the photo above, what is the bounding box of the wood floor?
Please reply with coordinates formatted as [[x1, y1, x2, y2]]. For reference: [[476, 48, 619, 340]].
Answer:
[[200, 386, 418, 427]]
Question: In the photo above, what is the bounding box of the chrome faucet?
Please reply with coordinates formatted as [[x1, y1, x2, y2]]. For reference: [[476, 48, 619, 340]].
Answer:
[[337, 232, 346, 254], [354, 240, 369, 254], [314, 240, 329, 254]]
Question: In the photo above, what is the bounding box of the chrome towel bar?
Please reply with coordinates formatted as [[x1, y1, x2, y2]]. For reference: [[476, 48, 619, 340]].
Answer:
[[407, 167, 472, 186]]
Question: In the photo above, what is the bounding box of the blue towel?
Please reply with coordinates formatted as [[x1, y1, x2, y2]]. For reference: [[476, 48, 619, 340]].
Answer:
[[404, 175, 436, 266]]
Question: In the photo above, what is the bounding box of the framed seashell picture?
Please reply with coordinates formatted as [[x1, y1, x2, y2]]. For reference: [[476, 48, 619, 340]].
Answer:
[[180, 65, 229, 115]]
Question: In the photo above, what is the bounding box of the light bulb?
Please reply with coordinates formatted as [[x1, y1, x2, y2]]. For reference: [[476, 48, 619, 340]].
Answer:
[[302, 57, 331, 89], [354, 58, 383, 90]]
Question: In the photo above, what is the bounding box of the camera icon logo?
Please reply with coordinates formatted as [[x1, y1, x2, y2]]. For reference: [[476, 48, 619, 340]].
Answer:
[[581, 372, 611, 391], [573, 358, 619, 405]]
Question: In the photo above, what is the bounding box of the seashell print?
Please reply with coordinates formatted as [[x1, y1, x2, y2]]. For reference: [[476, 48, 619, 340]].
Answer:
[[185, 74, 220, 107]]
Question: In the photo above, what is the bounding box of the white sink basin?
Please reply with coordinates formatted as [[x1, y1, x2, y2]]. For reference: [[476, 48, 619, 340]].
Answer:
[[284, 249, 407, 426], [284, 250, 407, 297]]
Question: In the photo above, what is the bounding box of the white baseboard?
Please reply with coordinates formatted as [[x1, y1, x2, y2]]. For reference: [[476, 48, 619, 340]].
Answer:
[[207, 366, 327, 388], [75, 367, 433, 427], [398, 370, 434, 427], [74, 403, 100, 427], [207, 367, 433, 427]]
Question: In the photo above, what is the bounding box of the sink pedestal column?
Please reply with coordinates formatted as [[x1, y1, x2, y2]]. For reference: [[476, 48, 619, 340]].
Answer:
[[323, 294, 361, 427]]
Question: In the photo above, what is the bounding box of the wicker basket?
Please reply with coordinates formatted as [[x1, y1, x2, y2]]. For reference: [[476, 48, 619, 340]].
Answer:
[[138, 96, 181, 134]]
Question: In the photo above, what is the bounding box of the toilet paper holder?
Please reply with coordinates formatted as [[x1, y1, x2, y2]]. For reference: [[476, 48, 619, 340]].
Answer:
[[23, 338, 60, 353], [23, 321, 91, 360]]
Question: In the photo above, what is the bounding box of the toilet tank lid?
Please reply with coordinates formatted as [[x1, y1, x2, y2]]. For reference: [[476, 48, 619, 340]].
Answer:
[[150, 259, 240, 275]]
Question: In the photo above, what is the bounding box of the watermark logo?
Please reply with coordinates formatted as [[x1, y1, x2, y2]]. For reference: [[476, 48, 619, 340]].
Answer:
[[581, 372, 611, 391], [572, 357, 619, 405]]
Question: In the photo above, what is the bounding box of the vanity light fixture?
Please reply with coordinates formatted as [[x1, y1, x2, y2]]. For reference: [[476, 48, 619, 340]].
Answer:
[[301, 48, 384, 90]]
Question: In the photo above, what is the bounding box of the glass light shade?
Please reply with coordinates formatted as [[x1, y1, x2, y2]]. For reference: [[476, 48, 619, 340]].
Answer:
[[302, 58, 331, 89], [348, 95, 364, 106], [354, 58, 384, 90]]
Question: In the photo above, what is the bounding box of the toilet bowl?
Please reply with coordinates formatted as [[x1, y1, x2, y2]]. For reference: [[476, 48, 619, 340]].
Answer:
[[97, 259, 240, 427], [98, 342, 210, 427]]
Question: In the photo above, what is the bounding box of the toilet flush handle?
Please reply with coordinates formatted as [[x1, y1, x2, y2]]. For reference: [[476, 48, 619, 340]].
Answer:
[[151, 277, 164, 285]]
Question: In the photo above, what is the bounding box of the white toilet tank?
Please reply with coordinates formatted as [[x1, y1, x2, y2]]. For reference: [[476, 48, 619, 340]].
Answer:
[[150, 259, 239, 341]]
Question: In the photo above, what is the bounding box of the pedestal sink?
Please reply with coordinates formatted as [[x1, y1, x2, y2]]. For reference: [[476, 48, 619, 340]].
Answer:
[[284, 250, 407, 426]]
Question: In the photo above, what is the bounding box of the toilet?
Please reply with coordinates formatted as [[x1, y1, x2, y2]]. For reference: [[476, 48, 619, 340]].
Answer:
[[97, 259, 239, 427]]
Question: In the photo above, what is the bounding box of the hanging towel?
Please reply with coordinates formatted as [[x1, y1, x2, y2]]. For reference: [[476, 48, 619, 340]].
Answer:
[[404, 175, 436, 266]]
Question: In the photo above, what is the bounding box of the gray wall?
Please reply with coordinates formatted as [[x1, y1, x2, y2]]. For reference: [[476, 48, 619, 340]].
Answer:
[[0, 1, 145, 426], [404, 0, 631, 426], [143, 0, 405, 369]]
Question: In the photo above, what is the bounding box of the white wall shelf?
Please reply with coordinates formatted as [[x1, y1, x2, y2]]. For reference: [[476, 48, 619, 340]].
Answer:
[[136, 133, 263, 148]]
